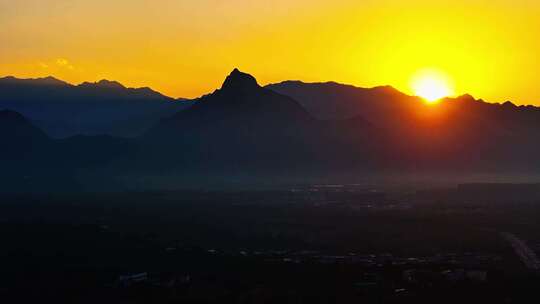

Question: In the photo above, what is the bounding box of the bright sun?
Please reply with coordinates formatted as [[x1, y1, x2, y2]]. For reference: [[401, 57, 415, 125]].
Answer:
[[411, 69, 454, 103]]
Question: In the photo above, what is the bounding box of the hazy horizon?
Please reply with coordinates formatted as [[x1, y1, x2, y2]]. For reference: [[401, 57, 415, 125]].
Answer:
[[1, 71, 537, 108]]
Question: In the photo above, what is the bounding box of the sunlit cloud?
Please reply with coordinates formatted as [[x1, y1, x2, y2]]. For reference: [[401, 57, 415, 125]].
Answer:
[[33, 58, 77, 73], [56, 58, 69, 66], [56, 58, 75, 70]]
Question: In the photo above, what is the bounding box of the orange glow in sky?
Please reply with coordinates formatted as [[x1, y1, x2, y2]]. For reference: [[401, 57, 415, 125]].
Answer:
[[1, 0, 540, 105]]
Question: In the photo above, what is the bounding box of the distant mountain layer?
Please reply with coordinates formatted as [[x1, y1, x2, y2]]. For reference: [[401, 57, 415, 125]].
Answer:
[[267, 79, 540, 170], [266, 81, 414, 120], [2, 70, 540, 192], [0, 76, 193, 137], [266, 80, 540, 124]]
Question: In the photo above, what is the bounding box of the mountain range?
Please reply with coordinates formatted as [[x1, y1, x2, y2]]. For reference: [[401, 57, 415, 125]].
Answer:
[[1, 69, 540, 192], [0, 76, 192, 137]]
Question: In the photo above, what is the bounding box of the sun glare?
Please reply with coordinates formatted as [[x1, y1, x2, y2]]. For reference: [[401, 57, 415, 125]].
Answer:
[[411, 70, 454, 103]]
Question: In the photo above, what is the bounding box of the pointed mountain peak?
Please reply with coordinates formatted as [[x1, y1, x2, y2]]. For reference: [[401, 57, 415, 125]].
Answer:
[[502, 100, 517, 108], [220, 68, 259, 91]]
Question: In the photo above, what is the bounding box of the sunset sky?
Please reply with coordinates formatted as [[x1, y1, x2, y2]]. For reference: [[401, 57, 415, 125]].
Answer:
[[1, 0, 539, 104]]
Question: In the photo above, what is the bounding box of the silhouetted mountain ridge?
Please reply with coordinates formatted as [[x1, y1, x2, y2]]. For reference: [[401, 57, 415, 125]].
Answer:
[[266, 80, 420, 122], [79, 79, 126, 89], [0, 109, 52, 174], [0, 76, 69, 87], [143, 69, 325, 177], [0, 109, 48, 141], [0, 76, 193, 137], [2, 69, 540, 192]]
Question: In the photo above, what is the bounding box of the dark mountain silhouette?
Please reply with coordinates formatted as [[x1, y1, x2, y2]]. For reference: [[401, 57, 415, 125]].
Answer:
[[142, 69, 341, 179], [0, 76, 193, 138], [266, 80, 417, 121], [267, 80, 540, 172], [0, 109, 52, 160], [0, 109, 137, 193], [149, 69, 313, 133], [0, 109, 49, 142], [2, 69, 540, 192], [267, 80, 540, 133], [0, 110, 67, 192]]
